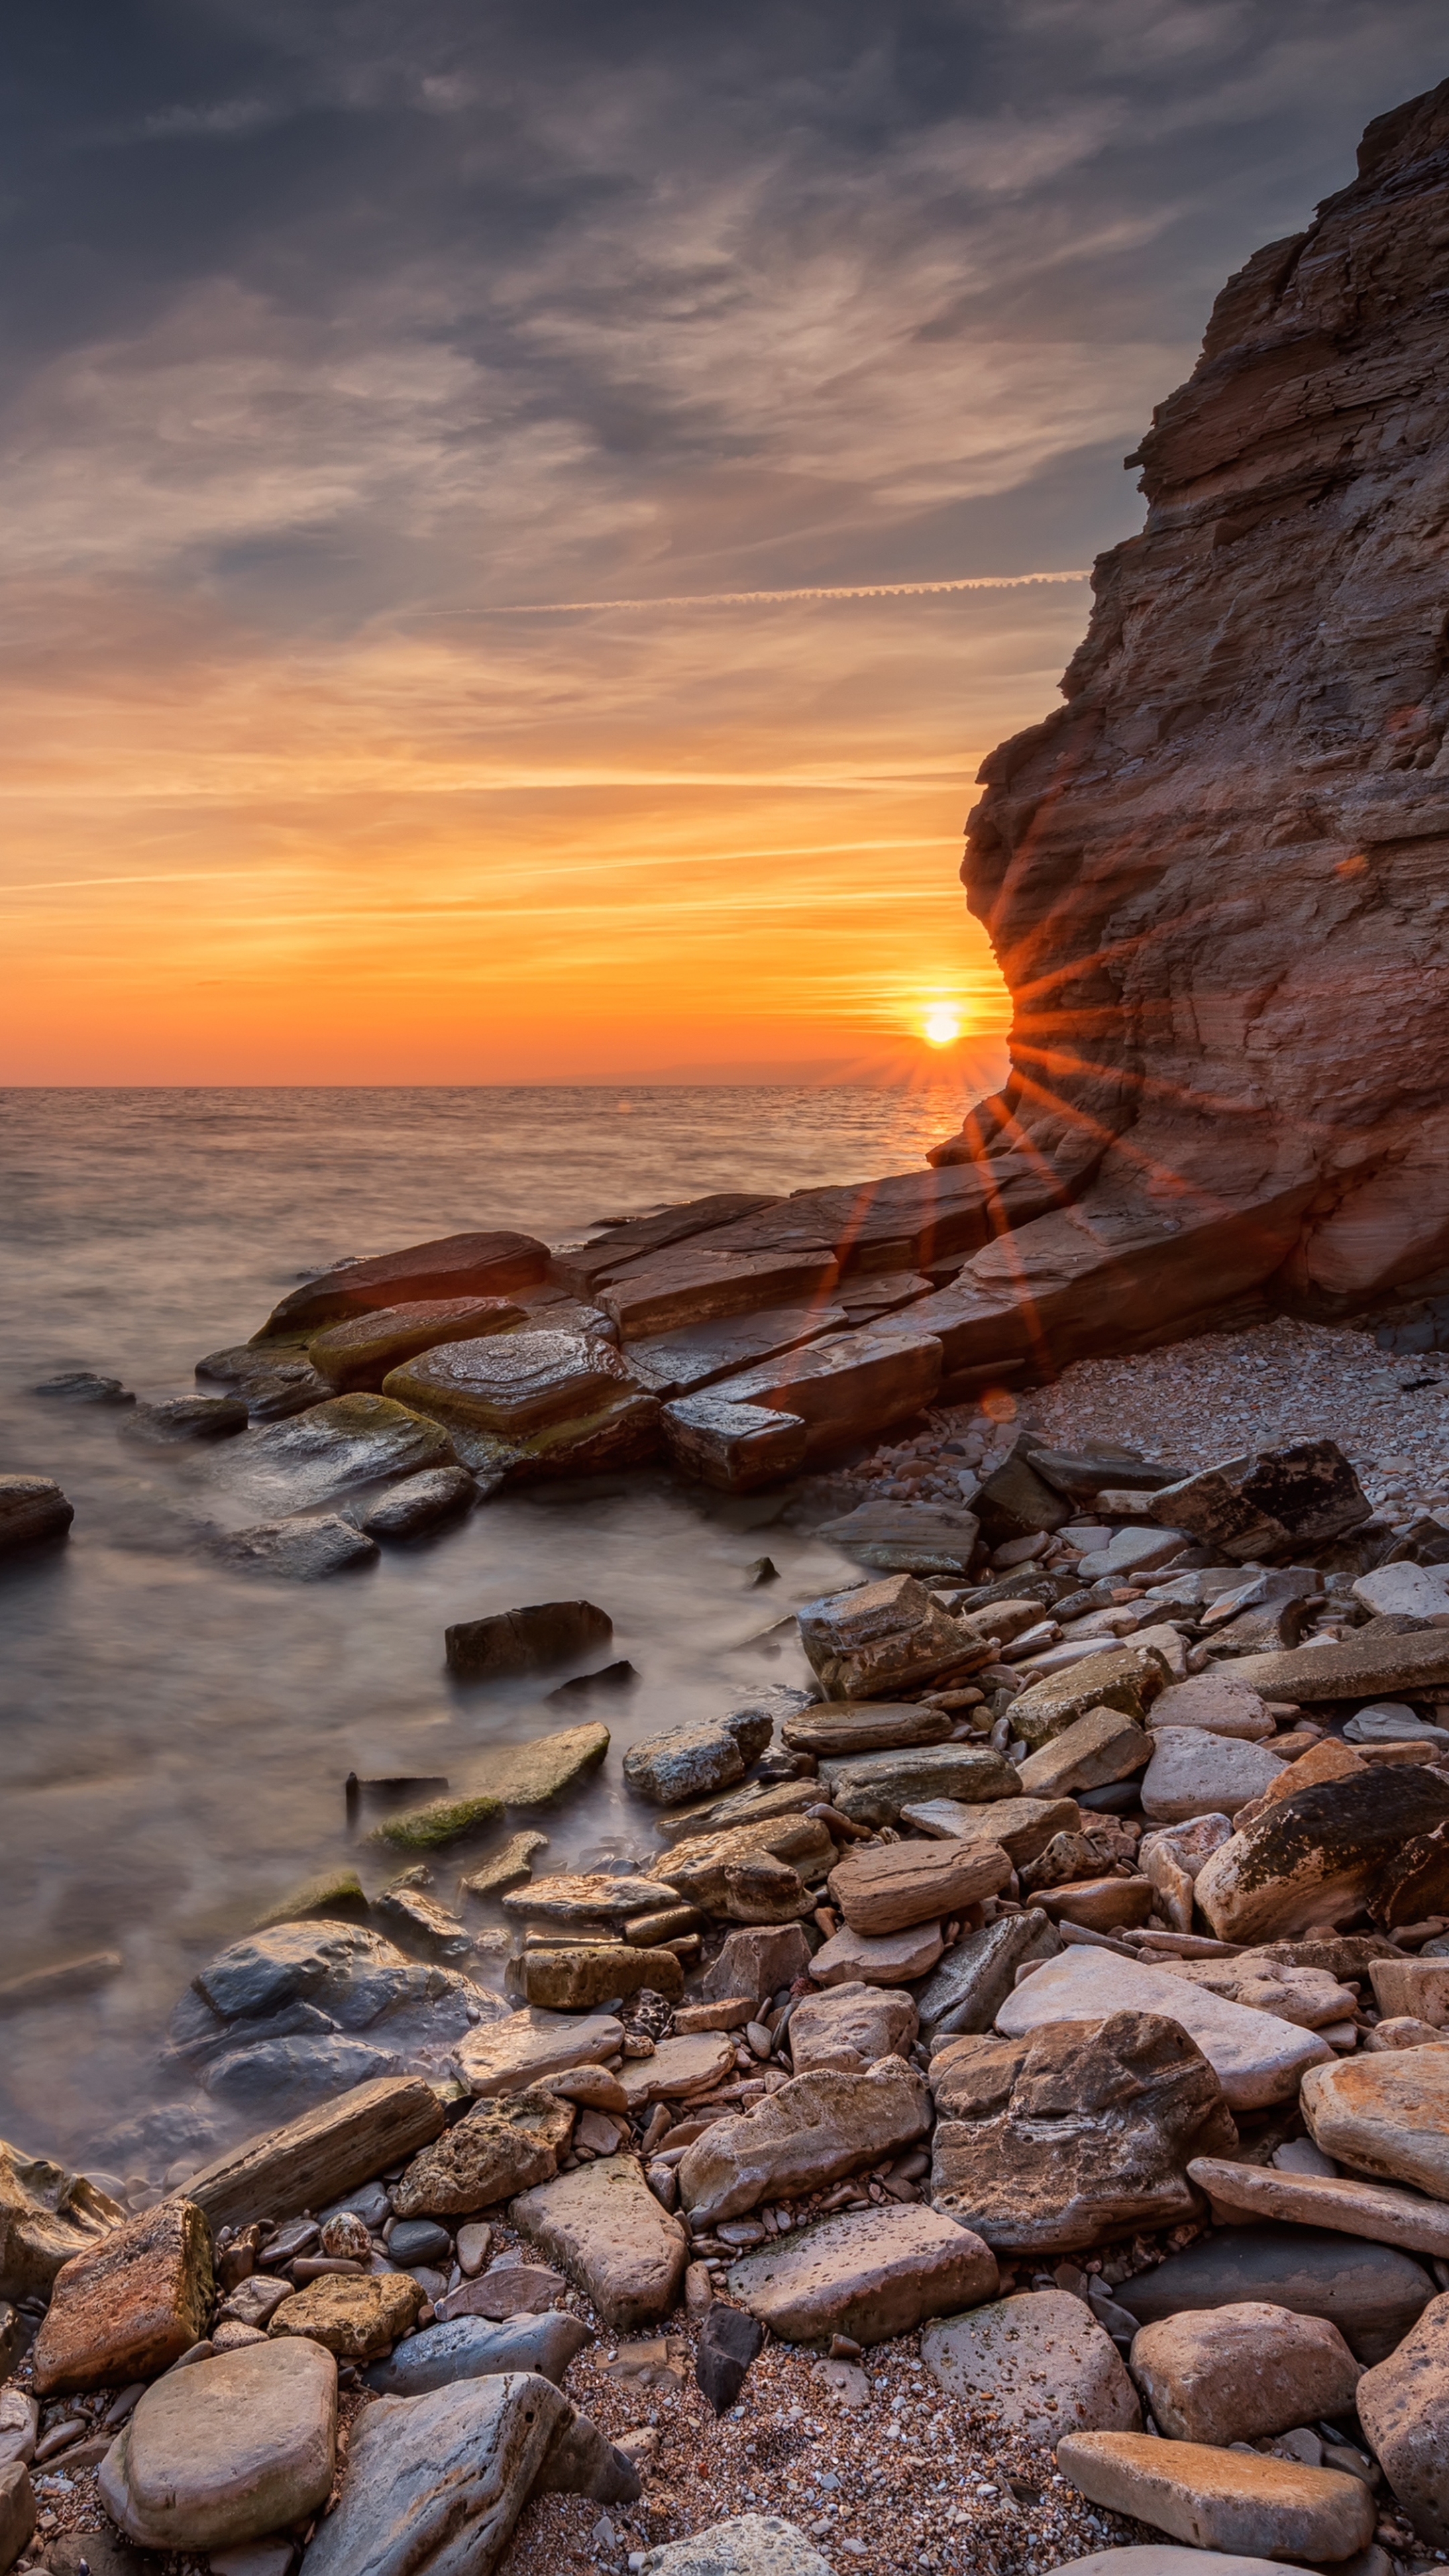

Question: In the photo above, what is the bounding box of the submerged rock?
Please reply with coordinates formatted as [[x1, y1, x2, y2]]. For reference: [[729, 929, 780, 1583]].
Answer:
[[207, 1516, 378, 1579], [213, 1394, 455, 1513], [384, 1330, 659, 1482], [0, 1476, 74, 1557]]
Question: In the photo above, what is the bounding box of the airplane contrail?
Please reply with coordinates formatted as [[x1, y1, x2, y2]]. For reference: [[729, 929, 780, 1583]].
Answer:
[[482, 569, 1093, 614]]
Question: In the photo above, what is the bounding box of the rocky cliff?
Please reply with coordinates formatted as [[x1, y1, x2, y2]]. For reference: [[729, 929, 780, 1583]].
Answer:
[[934, 76, 1449, 1357]]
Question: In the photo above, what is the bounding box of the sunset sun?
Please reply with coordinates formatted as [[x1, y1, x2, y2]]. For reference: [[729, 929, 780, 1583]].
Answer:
[[923, 1006, 961, 1046]]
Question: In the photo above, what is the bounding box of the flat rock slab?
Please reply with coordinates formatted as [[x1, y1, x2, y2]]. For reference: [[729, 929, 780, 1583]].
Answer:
[[32, 2196, 212, 2395], [623, 1709, 774, 1807], [519, 1945, 684, 2010], [1056, 2429, 1375, 2561], [903, 1794, 1081, 1868], [1130, 2298, 1361, 2446], [209, 1517, 379, 1580], [363, 2310, 592, 2396], [810, 1920, 945, 1984], [606, 1248, 841, 1342], [213, 1395, 455, 1511], [702, 1928, 812, 2006], [182, 2072, 446, 2237], [996, 1945, 1333, 2109], [914, 1911, 1058, 2039], [1142, 1442, 1369, 1562], [638, 2514, 833, 2575], [1226, 1627, 1449, 1703], [827, 1837, 1010, 1935], [301, 2369, 570, 2576], [1017, 1711, 1153, 1799], [816, 1743, 1018, 1827], [1007, 1651, 1163, 1752], [797, 1574, 982, 1702], [393, 2088, 576, 2214], [1358, 2286, 1449, 2548], [458, 2009, 625, 2098], [676, 2057, 930, 2226], [309, 1297, 525, 1392], [921, 2288, 1140, 2439], [384, 1330, 633, 1436], [1187, 2155, 1449, 2255], [268, 2271, 421, 2359], [666, 1326, 944, 1482], [1148, 1675, 1276, 1738], [616, 2031, 737, 2106], [1112, 2223, 1436, 2367], [436, 2263, 567, 2321], [1368, 1956, 1449, 2023], [1302, 2049, 1449, 2197], [501, 1874, 667, 1924], [99, 2337, 337, 2551], [260, 1229, 548, 1337], [445, 1600, 614, 1681], [1141, 1731, 1286, 1823], [813, 1503, 981, 1577], [780, 1703, 953, 1757], [728, 2204, 997, 2347], [653, 1778, 823, 1846], [786, 1982, 918, 2076], [627, 1303, 847, 1401], [650, 1819, 833, 1911], [511, 2155, 688, 2331], [355, 1465, 476, 1540], [1052, 2555, 1307, 2576]]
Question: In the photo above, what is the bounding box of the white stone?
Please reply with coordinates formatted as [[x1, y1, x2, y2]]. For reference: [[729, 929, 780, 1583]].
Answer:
[[1140, 1730, 1287, 1824], [996, 1944, 1334, 2110], [1352, 1565, 1449, 1622]]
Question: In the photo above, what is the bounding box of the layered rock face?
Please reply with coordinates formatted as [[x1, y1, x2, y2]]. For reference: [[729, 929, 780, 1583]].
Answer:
[[937, 78, 1449, 1346]]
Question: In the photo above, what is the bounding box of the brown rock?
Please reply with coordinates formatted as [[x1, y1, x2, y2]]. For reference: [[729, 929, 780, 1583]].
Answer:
[[1016, 1709, 1153, 1799], [392, 2087, 576, 2215], [816, 1743, 1019, 1828], [904, 1793, 1081, 1867], [922, 2289, 1140, 2439], [0, 2463, 33, 2574], [796, 1574, 985, 1702], [929, 2012, 1237, 2255], [1007, 1652, 1164, 1752], [1357, 2288, 1449, 2546], [307, 1297, 525, 1391], [1368, 1957, 1449, 2024], [1130, 2300, 1361, 2447], [1195, 1766, 1449, 1943], [0, 1477, 73, 1556], [435, 2261, 566, 2321], [501, 1873, 677, 1924], [1149, 1953, 1356, 2031], [1145, 1446, 1370, 1564], [826, 1837, 1009, 1936], [1040, 1876, 1155, 1933], [603, 1246, 841, 1341], [539, 2065, 631, 2114], [183, 2074, 446, 2235], [99, 2337, 337, 2551], [1139, 1815, 1234, 1933], [258, 1229, 547, 1337], [1057, 2432, 1375, 2561], [1113, 2224, 1436, 2366], [701, 1926, 812, 2004], [721, 1855, 812, 1924], [511, 2155, 688, 2330], [780, 1704, 954, 1757], [1227, 1629, 1449, 1707], [1187, 2157, 1449, 2258], [457, 2008, 625, 2097], [662, 1328, 945, 1491], [1301, 2049, 1449, 2198], [519, 1945, 684, 2008], [676, 2057, 930, 2226], [267, 2269, 421, 2359], [786, 1982, 918, 2076], [728, 2204, 998, 2348], [0, 2146, 121, 2306], [615, 2031, 741, 2108], [808, 1921, 945, 1984], [32, 2197, 213, 2396], [674, 1998, 756, 2033], [649, 1817, 833, 1909]]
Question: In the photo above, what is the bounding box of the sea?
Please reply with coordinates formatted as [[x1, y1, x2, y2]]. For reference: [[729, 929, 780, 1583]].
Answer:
[[0, 1080, 985, 2178]]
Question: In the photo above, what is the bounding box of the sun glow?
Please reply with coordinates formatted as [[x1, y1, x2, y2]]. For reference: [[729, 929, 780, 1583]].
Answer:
[[923, 1005, 961, 1046]]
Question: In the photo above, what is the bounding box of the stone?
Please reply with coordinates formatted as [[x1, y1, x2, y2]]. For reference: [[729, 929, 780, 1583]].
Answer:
[[1151, 1444, 1371, 1562], [511, 2155, 689, 2330], [1303, 2049, 1449, 2196], [33, 2196, 213, 2396], [518, 1946, 684, 2009], [1354, 1562, 1449, 1619], [1141, 1731, 1287, 1825], [0, 2143, 121, 2302], [460, 1833, 549, 1900], [922, 2288, 1140, 2438], [215, 1395, 456, 1517], [444, 1603, 613, 1682], [1187, 2156, 1449, 2256], [616, 2032, 737, 2106], [652, 1778, 823, 1847], [99, 2337, 337, 2551], [1008, 1651, 1165, 1752], [903, 1794, 1081, 1867], [809, 1921, 945, 1984], [176, 1919, 490, 2076], [0, 1476, 74, 1555], [694, 2302, 766, 2414], [363, 2309, 592, 2394], [676, 2057, 930, 2224], [125, 1395, 250, 1442], [796, 1574, 985, 1703], [811, 1502, 981, 1577], [997, 1945, 1332, 2109], [268, 2270, 421, 2359], [259, 1231, 548, 1338], [1195, 1766, 1449, 1941], [0, 2392, 34, 2473], [387, 1329, 659, 1472], [1250, 1739, 1366, 1819], [1139, 1815, 1234, 1932], [456, 2006, 627, 2097], [916, 1912, 1059, 2038], [550, 1195, 782, 1296], [308, 1297, 525, 1393], [826, 1837, 1010, 1935], [1148, 1676, 1277, 1740], [930, 2010, 1234, 2252], [816, 1743, 1018, 1827], [1346, 1699, 1449, 1745], [1048, 2557, 1322, 2576], [353, 1466, 476, 1541], [1075, 1527, 1191, 1584], [209, 1517, 379, 1580], [779, 1703, 952, 1756], [623, 1709, 774, 1807], [1056, 2431, 1375, 2561], [1113, 2225, 1436, 2366], [1357, 2288, 1449, 2546], [1227, 1628, 1449, 1705], [702, 1927, 812, 2005], [219, 2273, 299, 2329], [1152, 1955, 1356, 2030], [392, 2088, 575, 2215], [0, 2466, 32, 2573], [637, 2516, 832, 2576], [786, 1982, 918, 2075], [435, 2263, 566, 2321], [1130, 2300, 1361, 2447], [1042, 1877, 1155, 1933], [604, 1246, 841, 1342], [663, 1328, 944, 1489], [730, 2203, 996, 2348], [1369, 1956, 1449, 2022], [1017, 1710, 1153, 1799], [649, 1818, 833, 1910], [626, 1301, 851, 1403], [183, 2074, 447, 2235], [300, 2371, 570, 2576]]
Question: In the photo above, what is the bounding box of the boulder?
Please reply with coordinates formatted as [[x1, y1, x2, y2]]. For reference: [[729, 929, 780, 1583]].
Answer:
[[808, 1921, 945, 1984], [728, 2204, 997, 2347], [1146, 1676, 1277, 1739], [308, 1297, 525, 1392], [32, 2196, 213, 2395], [209, 1517, 380, 1579], [702, 1927, 812, 2005], [826, 1837, 1010, 1935], [1195, 1766, 1449, 1941], [1187, 2157, 1449, 2258], [662, 1328, 943, 1489], [996, 1945, 1333, 2110], [810, 1502, 980, 1577], [1112, 2224, 1436, 2366], [623, 1709, 775, 1807], [458, 2009, 625, 2098], [1056, 2430, 1375, 2561], [1130, 2300, 1361, 2446], [1138, 1815, 1234, 1933], [0, 1475, 74, 1555], [1354, 1562, 1449, 1619], [124, 1395, 250, 1442], [654, 1392, 805, 1491], [213, 1395, 455, 1513], [363, 2310, 592, 2395], [676, 2057, 930, 2225], [1301, 2049, 1449, 2198], [550, 1194, 783, 1296], [488, 1721, 614, 1807], [172, 1921, 490, 2109], [511, 2155, 689, 2330], [929, 2012, 1236, 2254], [914, 1911, 1059, 2039], [392, 2088, 576, 2214], [385, 1330, 659, 1479], [902, 1794, 1081, 1867], [816, 1743, 1018, 1827], [300, 2370, 572, 2576], [1008, 1650, 1165, 1752], [637, 2517, 832, 2575], [696, 2302, 766, 2414], [1357, 2288, 1449, 2546], [973, 1449, 1072, 1545], [1141, 1732, 1287, 1824], [1048, 2555, 1295, 2576], [0, 2393, 35, 2471], [268, 2271, 422, 2359], [182, 2073, 447, 2235], [99, 2337, 337, 2551], [780, 1703, 953, 1756], [921, 2288, 1140, 2438], [444, 1605, 613, 1683], [785, 1982, 918, 2074], [1017, 1709, 1153, 1799], [354, 1466, 477, 1540], [796, 1574, 984, 1701], [519, 1946, 684, 2009], [1368, 1957, 1449, 2023], [0, 2143, 121, 2302]]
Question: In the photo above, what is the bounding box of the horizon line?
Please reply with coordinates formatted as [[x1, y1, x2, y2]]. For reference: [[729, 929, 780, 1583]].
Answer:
[[478, 569, 1094, 614]]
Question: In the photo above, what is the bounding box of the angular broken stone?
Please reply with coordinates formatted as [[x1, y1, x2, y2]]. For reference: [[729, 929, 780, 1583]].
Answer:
[[519, 1945, 684, 2010], [809, 1920, 945, 1984], [1141, 1730, 1288, 1824], [702, 1926, 812, 2004], [1187, 2157, 1449, 2257], [657, 1392, 806, 1492], [626, 1303, 849, 1402], [779, 1703, 953, 1757], [695, 2300, 765, 2414], [392, 2088, 576, 2215], [914, 1911, 1059, 2039], [663, 1328, 945, 1491], [1146, 1441, 1371, 1562], [511, 2155, 689, 2331], [649, 1817, 833, 1909], [1301, 2049, 1449, 2198], [457, 2009, 625, 2098], [213, 1394, 456, 1513], [616, 2032, 737, 2108], [100, 2337, 337, 2551], [183, 2073, 447, 2235], [623, 1707, 774, 1807], [1008, 1648, 1165, 1751], [816, 1742, 1018, 1827], [796, 1574, 984, 1701], [1130, 2300, 1361, 2447], [676, 2057, 930, 2226], [1227, 1627, 1449, 1705], [1114, 2222, 1436, 2366], [32, 2196, 213, 2395], [973, 1449, 1072, 1546], [1056, 2429, 1375, 2560], [387, 1330, 659, 1476], [922, 2288, 1140, 2438], [998, 1944, 1333, 2109], [500, 1874, 667, 1925], [604, 1246, 841, 1342], [1147, 1674, 1277, 1739], [259, 1230, 549, 1339], [444, 1603, 614, 1682], [826, 1837, 1010, 1936], [786, 1982, 918, 2075], [1150, 1955, 1355, 2031], [307, 1297, 525, 1393], [729, 2204, 997, 2348], [268, 2269, 421, 2359], [653, 1775, 824, 1847], [435, 2262, 567, 2322], [902, 1792, 1081, 1866], [1017, 1708, 1153, 1799], [929, 2010, 1236, 2253], [811, 1502, 980, 1577], [1195, 1764, 1449, 1942], [1357, 2288, 1449, 2547], [0, 2143, 121, 2302], [302, 2369, 572, 2576], [1368, 1955, 1449, 2023]]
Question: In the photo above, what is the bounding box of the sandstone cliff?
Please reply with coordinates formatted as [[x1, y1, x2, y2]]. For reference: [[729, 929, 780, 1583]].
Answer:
[[933, 76, 1449, 1358]]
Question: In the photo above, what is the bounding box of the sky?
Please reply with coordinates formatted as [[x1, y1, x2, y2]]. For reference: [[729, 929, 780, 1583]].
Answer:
[[3, 1, 1447, 1085]]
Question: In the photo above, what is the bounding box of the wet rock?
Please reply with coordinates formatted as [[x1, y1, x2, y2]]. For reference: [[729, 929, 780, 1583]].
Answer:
[[511, 2155, 689, 2330], [1228, 1627, 1449, 1705], [377, 1727, 611, 1850], [627, 1303, 849, 1402], [1017, 1709, 1153, 1799], [1148, 1675, 1277, 1739], [623, 1709, 775, 1807], [215, 1395, 455, 1517], [1139, 1815, 1234, 1931], [502, 1874, 673, 1925], [1357, 2288, 1449, 2546], [665, 1325, 945, 1489], [786, 1982, 918, 2075], [100, 2337, 337, 2551], [301, 2369, 570, 2576], [1130, 2300, 1362, 2446], [649, 1818, 833, 1910], [33, 2196, 213, 2396], [826, 1836, 1009, 1935], [260, 1230, 549, 1338], [779, 1702, 952, 1756], [922, 2288, 1140, 2438], [1302, 2049, 1449, 2197], [308, 1297, 526, 1393], [197, 1345, 331, 1419], [930, 2011, 1235, 2254], [637, 2516, 832, 2575], [655, 1391, 806, 1491], [1142, 1731, 1287, 1824], [519, 1945, 684, 2009], [653, 1778, 823, 1847], [914, 1911, 1059, 2039], [33, 1368, 131, 1403], [371, 1881, 474, 1962], [902, 1792, 1080, 1866], [796, 1574, 984, 1701], [268, 2269, 421, 2359], [174, 1922, 491, 2112], [1057, 2429, 1375, 2560], [353, 1466, 476, 1541], [816, 1742, 1018, 1827], [207, 1517, 379, 1580], [998, 1945, 1332, 2110], [0, 1475, 74, 1556], [1113, 2224, 1436, 2367], [616, 2032, 736, 2108], [444, 1602, 613, 1682], [456, 2008, 625, 2098], [695, 2303, 765, 2413], [676, 2056, 930, 2225], [392, 2087, 575, 2215], [384, 1330, 659, 1480], [604, 1246, 840, 1342], [721, 1852, 812, 1923], [730, 2203, 996, 2349], [364, 2308, 592, 2394], [460, 1833, 549, 1900], [812, 1501, 981, 1577], [809, 1920, 945, 1984], [1008, 1649, 1165, 1751], [1145, 1442, 1371, 1564], [702, 1926, 812, 2005], [125, 1395, 249, 1442], [0, 2465, 32, 2574], [0, 2143, 121, 2301], [1195, 1765, 1449, 1941]]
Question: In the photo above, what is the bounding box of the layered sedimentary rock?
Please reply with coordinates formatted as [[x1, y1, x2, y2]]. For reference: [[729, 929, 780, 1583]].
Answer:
[[932, 78, 1449, 1342]]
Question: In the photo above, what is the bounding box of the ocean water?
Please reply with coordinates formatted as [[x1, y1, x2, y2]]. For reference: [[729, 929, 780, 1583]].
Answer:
[[0, 1081, 983, 2176]]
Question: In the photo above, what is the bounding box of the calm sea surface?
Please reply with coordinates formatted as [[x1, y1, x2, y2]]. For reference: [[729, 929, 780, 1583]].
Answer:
[[0, 1082, 983, 2174]]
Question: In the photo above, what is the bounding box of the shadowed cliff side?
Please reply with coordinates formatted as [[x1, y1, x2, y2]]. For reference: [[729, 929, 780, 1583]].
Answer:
[[930, 76, 1449, 1364]]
